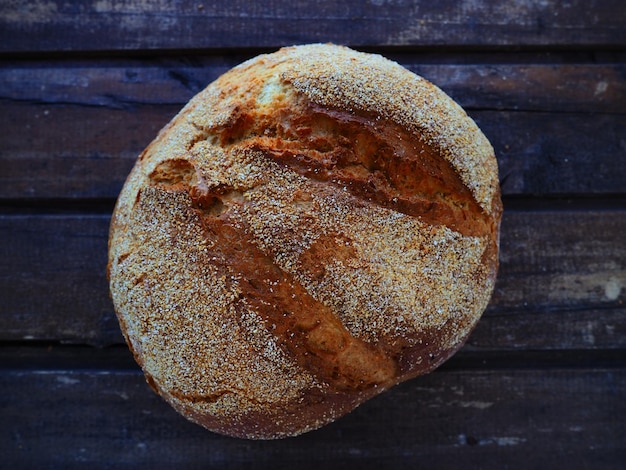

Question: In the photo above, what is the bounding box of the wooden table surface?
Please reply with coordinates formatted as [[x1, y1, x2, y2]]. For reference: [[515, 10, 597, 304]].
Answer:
[[1, 1, 625, 468]]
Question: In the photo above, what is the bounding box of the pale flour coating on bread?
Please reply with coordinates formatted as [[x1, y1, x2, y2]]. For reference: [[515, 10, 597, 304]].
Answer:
[[110, 185, 325, 438], [277, 44, 499, 214], [108, 44, 501, 439]]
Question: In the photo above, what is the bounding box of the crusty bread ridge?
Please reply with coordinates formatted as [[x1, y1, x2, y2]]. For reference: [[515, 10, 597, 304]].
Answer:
[[108, 44, 502, 439]]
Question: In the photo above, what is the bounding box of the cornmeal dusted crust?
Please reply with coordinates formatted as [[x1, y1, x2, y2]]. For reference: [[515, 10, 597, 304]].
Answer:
[[108, 44, 502, 439]]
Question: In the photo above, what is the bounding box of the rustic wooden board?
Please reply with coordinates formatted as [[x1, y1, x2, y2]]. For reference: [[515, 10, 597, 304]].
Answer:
[[1, 1, 624, 466], [0, 214, 118, 345], [477, 111, 626, 195], [467, 308, 626, 352], [1, 0, 625, 53], [2, 102, 624, 199], [2, 366, 624, 468], [1, 210, 624, 347], [0, 103, 173, 199], [493, 210, 626, 311], [2, 59, 624, 113]]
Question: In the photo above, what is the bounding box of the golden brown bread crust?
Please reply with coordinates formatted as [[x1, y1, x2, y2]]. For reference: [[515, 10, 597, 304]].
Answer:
[[108, 44, 502, 439]]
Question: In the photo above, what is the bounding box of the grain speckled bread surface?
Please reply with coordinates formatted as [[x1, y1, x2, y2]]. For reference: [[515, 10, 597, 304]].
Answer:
[[108, 44, 502, 439]]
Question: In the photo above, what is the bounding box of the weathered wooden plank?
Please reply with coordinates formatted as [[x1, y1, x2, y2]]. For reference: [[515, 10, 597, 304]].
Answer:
[[2, 102, 624, 199], [1, 367, 624, 468], [2, 60, 624, 113], [0, 103, 176, 199], [0, 211, 624, 347], [467, 308, 626, 352], [492, 210, 626, 312], [0, 214, 119, 345], [1, 0, 625, 53], [421, 63, 626, 114], [477, 111, 626, 195]]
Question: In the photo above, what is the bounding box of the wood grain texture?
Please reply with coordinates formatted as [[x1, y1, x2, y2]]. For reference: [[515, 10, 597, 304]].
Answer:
[[1, 210, 624, 347], [467, 308, 626, 351], [0, 214, 118, 345], [0, 103, 173, 199], [2, 367, 624, 468], [1, 0, 625, 53], [493, 210, 626, 311], [2, 59, 624, 113]]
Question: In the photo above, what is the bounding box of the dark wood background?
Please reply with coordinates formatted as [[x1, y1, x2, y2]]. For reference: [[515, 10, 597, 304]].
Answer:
[[1, 1, 625, 468]]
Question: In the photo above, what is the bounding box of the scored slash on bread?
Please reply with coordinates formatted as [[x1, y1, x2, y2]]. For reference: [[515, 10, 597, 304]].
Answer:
[[108, 44, 502, 439]]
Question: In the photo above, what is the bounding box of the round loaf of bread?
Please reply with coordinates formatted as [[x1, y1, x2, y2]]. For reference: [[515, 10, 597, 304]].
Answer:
[[108, 44, 502, 439]]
